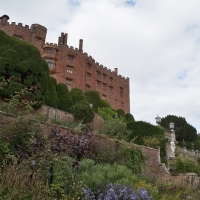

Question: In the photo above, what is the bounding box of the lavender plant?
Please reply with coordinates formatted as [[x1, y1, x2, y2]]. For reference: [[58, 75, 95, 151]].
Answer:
[[82, 182, 152, 200]]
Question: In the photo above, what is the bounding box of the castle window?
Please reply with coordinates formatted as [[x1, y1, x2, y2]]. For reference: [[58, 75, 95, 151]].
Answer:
[[46, 49, 54, 54], [66, 79, 72, 90], [88, 63, 92, 70], [66, 66, 73, 74], [109, 86, 113, 93], [121, 102, 124, 108], [96, 81, 101, 88], [102, 95, 106, 100], [103, 83, 107, 91], [13, 34, 23, 40], [110, 77, 113, 83], [86, 84, 91, 91], [68, 55, 74, 62], [103, 74, 107, 80], [120, 87, 123, 97], [96, 71, 101, 78], [87, 72, 91, 80], [45, 58, 56, 68]]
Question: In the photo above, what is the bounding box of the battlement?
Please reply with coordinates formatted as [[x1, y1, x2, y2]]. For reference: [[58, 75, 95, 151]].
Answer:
[[5, 21, 30, 29], [44, 42, 59, 49]]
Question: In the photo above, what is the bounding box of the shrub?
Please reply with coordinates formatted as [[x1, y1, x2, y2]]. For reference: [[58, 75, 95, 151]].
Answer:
[[77, 159, 134, 191], [116, 108, 126, 122], [98, 107, 117, 120], [127, 121, 167, 163], [70, 101, 94, 124], [126, 113, 135, 122], [142, 136, 160, 148], [0, 30, 49, 108], [45, 76, 58, 108], [84, 90, 101, 112], [69, 88, 87, 104], [56, 83, 74, 112], [99, 119, 127, 139], [100, 99, 111, 108]]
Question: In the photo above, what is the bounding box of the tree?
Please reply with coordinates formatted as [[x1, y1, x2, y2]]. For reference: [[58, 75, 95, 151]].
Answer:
[[160, 115, 197, 142], [116, 109, 126, 122]]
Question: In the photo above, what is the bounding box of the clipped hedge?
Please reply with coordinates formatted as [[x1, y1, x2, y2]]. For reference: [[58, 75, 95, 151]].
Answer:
[[116, 109, 126, 121], [0, 30, 49, 108], [56, 83, 74, 112], [127, 121, 166, 163], [84, 90, 101, 112], [69, 88, 88, 104], [126, 113, 135, 122], [100, 99, 110, 108]]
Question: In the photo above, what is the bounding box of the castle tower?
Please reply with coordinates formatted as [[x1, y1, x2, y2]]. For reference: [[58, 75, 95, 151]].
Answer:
[[30, 24, 47, 54], [0, 15, 9, 26]]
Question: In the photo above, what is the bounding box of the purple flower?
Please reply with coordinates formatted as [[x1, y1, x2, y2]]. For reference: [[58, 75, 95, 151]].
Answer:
[[82, 182, 152, 200]]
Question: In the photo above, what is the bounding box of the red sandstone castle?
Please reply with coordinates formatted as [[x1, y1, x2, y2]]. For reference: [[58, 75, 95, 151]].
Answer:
[[0, 15, 130, 113]]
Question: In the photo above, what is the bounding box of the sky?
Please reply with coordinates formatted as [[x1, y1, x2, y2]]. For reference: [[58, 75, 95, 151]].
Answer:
[[1, 0, 200, 132]]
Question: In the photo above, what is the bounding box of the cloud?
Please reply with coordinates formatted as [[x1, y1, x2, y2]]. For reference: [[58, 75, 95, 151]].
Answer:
[[1, 0, 200, 131]]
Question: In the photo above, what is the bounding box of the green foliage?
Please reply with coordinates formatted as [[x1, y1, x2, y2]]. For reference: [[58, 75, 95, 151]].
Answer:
[[116, 108, 126, 121], [127, 121, 167, 163], [77, 159, 133, 192], [56, 83, 74, 112], [70, 101, 95, 124], [142, 136, 160, 148], [126, 113, 135, 122], [171, 157, 200, 176], [98, 106, 117, 120], [69, 87, 87, 104], [99, 119, 128, 139], [0, 30, 49, 108], [84, 90, 101, 112], [160, 115, 197, 142], [100, 99, 111, 108], [45, 76, 58, 108]]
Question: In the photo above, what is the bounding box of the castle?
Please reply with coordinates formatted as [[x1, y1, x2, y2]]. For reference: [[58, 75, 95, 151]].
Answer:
[[0, 15, 130, 113]]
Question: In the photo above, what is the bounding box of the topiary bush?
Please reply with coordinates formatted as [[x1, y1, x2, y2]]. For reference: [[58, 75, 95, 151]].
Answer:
[[100, 99, 110, 108], [84, 90, 101, 112], [127, 121, 167, 163], [69, 88, 88, 104], [45, 76, 58, 108], [56, 83, 74, 112], [70, 101, 94, 124], [126, 113, 135, 122], [0, 30, 49, 108], [116, 109, 126, 122]]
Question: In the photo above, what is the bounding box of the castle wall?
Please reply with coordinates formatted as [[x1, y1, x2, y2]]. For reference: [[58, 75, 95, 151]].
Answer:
[[0, 15, 130, 113]]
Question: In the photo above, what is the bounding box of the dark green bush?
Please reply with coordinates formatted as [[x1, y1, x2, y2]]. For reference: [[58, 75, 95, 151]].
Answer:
[[126, 113, 135, 122], [0, 30, 49, 108], [56, 83, 74, 112], [100, 99, 110, 108], [45, 77, 58, 108], [70, 101, 94, 124], [127, 121, 166, 163], [116, 109, 126, 121], [69, 88, 87, 104], [84, 90, 101, 112]]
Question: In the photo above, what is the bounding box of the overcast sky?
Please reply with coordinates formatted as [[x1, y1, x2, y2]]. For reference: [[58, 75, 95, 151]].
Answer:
[[1, 0, 200, 132]]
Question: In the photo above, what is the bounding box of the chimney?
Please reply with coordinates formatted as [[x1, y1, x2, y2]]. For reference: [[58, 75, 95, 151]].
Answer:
[[79, 39, 83, 52], [114, 68, 118, 75], [64, 33, 68, 45]]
